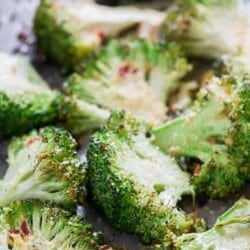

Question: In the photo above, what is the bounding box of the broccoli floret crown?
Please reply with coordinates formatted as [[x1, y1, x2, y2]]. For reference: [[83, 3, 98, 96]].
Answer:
[[66, 39, 191, 104], [34, 0, 95, 72], [153, 75, 250, 198], [34, 0, 165, 71], [162, 0, 249, 59], [87, 112, 204, 243], [64, 40, 191, 133], [0, 53, 65, 137], [0, 126, 86, 207], [0, 201, 104, 249]]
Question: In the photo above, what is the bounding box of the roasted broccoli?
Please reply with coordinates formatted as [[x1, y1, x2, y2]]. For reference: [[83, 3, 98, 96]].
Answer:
[[153, 75, 250, 198], [64, 40, 191, 134], [34, 0, 164, 71], [0, 201, 105, 249], [158, 198, 250, 249], [162, 0, 250, 59], [0, 53, 64, 137], [87, 112, 205, 244], [0, 126, 86, 206]]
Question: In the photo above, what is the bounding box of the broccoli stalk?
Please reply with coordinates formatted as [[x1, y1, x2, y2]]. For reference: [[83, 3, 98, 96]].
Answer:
[[87, 112, 205, 244], [64, 40, 191, 134], [158, 198, 250, 249], [162, 0, 250, 59], [153, 76, 250, 198], [0, 127, 86, 207], [34, 0, 165, 71], [0, 201, 106, 249], [0, 53, 65, 137]]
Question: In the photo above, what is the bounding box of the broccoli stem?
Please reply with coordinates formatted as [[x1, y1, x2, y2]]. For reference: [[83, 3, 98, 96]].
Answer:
[[0, 175, 66, 206], [153, 95, 231, 163], [64, 98, 110, 134]]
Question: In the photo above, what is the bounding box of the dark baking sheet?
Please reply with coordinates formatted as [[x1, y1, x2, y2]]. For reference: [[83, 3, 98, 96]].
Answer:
[[0, 1, 249, 249]]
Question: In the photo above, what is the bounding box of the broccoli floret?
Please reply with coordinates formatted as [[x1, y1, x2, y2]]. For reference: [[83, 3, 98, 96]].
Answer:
[[158, 198, 250, 249], [87, 112, 205, 244], [64, 40, 191, 134], [0, 126, 86, 207], [162, 0, 250, 59], [0, 53, 65, 137], [34, 0, 164, 71], [153, 75, 250, 198], [0, 201, 105, 249]]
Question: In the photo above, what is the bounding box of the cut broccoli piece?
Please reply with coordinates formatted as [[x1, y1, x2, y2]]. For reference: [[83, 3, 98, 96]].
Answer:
[[0, 126, 86, 207], [153, 75, 250, 198], [158, 198, 250, 250], [0, 53, 65, 137], [34, 0, 164, 71], [64, 40, 191, 134], [0, 201, 105, 249], [162, 0, 250, 59], [87, 112, 205, 244]]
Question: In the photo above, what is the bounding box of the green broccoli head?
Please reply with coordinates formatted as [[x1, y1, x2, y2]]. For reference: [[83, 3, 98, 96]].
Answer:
[[0, 201, 105, 249], [64, 40, 191, 134], [87, 112, 205, 244], [162, 0, 250, 59], [153, 75, 250, 198], [0, 53, 65, 137], [34, 0, 164, 71], [159, 198, 250, 250], [0, 126, 86, 207]]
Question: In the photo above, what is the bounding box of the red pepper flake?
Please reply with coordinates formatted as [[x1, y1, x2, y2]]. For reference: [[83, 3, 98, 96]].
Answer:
[[20, 220, 30, 236], [119, 64, 138, 77], [8, 229, 20, 234], [119, 64, 131, 77], [97, 31, 106, 42], [193, 164, 201, 176], [25, 136, 42, 147]]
